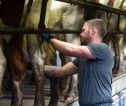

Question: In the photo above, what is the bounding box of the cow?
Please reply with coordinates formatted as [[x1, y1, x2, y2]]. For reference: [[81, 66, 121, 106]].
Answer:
[[0, 0, 48, 106], [0, 1, 27, 106], [96, 0, 126, 75]]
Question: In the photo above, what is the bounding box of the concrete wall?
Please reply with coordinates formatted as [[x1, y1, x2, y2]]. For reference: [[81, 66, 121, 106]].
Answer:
[[112, 73, 126, 106], [68, 73, 126, 106], [112, 73, 126, 95]]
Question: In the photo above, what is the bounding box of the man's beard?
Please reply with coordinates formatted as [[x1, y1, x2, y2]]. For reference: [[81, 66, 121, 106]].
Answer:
[[81, 35, 91, 45], [81, 38, 87, 45]]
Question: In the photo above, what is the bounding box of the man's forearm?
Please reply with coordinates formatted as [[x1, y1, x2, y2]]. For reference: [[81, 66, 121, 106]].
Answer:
[[49, 38, 66, 54], [44, 65, 63, 78], [49, 38, 75, 56], [49, 38, 92, 59]]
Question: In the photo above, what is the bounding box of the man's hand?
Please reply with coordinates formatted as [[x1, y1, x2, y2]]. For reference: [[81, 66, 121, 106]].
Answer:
[[41, 33, 54, 42]]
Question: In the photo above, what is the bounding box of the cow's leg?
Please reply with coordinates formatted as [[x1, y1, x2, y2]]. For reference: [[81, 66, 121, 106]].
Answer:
[[2, 68, 13, 92], [3, 36, 27, 106], [60, 5, 83, 102], [64, 74, 78, 102], [10, 48, 26, 106], [48, 77, 59, 106], [30, 51, 45, 106], [25, 0, 46, 104], [58, 46, 79, 103], [43, 41, 60, 106], [11, 74, 26, 106], [58, 52, 78, 103], [63, 35, 81, 103], [58, 54, 70, 96], [27, 41, 56, 106], [32, 61, 45, 106], [0, 42, 7, 98], [28, 70, 36, 85], [27, 35, 45, 106]]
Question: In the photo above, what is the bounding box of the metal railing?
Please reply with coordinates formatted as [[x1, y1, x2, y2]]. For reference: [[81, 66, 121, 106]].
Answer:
[[0, 1, 126, 35]]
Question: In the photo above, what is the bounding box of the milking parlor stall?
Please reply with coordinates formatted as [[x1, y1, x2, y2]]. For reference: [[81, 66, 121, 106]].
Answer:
[[0, 0, 126, 106]]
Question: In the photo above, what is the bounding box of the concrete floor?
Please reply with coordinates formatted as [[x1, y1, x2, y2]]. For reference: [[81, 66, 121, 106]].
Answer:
[[0, 70, 78, 106]]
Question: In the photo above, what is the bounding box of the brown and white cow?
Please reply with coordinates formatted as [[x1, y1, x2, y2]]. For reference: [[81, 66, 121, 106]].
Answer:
[[0, 0, 47, 106], [0, 1, 27, 106]]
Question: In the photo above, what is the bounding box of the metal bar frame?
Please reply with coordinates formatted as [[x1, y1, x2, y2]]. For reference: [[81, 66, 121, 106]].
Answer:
[[0, 0, 126, 35], [0, 28, 125, 35], [56, 0, 126, 15], [0, 28, 80, 34]]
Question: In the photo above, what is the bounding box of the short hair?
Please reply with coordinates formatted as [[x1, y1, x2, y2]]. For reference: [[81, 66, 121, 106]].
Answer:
[[86, 19, 107, 38]]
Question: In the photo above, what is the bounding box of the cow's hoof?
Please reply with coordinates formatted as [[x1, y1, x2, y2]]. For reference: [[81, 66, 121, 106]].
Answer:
[[0, 94, 4, 99], [48, 101, 58, 106], [63, 95, 75, 103], [58, 97, 64, 102], [47, 103, 58, 106]]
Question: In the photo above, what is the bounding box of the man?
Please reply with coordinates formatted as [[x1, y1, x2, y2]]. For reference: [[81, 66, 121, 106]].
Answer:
[[42, 19, 113, 106]]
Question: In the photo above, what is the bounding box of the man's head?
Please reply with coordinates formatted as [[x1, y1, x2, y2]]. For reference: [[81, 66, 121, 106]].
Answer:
[[80, 19, 107, 45]]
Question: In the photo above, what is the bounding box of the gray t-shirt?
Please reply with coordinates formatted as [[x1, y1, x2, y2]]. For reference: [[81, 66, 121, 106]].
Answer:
[[72, 43, 113, 105]]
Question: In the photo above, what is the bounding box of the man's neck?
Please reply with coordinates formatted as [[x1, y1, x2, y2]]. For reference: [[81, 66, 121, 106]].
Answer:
[[90, 38, 102, 44]]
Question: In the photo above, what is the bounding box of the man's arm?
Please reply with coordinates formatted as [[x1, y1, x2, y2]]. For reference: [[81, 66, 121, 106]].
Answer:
[[49, 38, 92, 59], [44, 62, 78, 78]]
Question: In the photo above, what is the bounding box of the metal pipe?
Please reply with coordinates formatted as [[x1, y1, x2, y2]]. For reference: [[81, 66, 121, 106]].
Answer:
[[38, 0, 48, 29], [56, 0, 126, 15], [0, 28, 80, 34], [0, 1, 125, 35], [0, 28, 125, 35]]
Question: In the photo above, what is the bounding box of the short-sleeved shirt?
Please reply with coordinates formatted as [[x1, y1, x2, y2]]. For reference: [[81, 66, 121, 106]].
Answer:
[[72, 43, 113, 106]]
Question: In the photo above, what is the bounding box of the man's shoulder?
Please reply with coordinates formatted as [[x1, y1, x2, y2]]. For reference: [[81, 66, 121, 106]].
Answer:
[[87, 43, 109, 50]]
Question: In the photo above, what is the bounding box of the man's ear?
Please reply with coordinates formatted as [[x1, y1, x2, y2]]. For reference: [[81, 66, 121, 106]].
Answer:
[[91, 27, 96, 35]]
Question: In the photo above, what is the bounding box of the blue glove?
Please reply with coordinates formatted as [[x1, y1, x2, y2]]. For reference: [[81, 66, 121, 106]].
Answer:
[[41, 33, 54, 42]]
